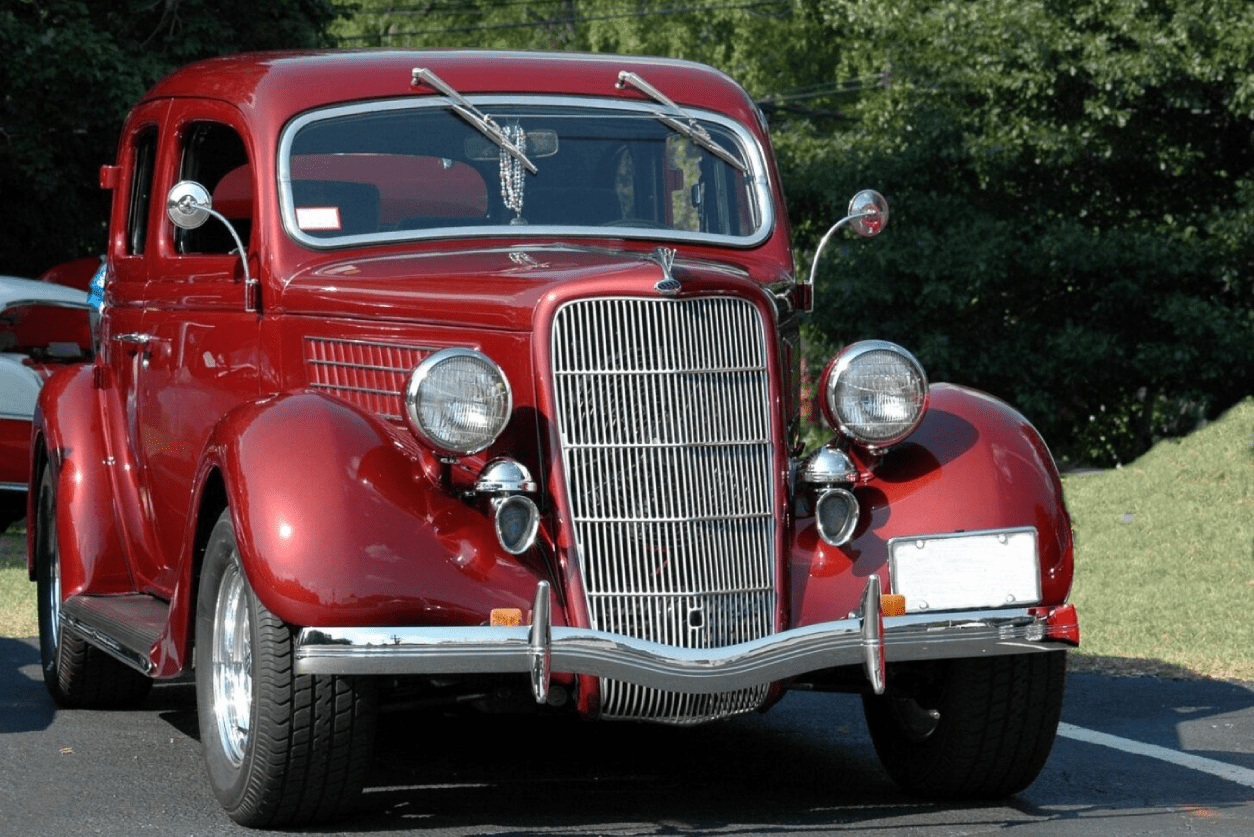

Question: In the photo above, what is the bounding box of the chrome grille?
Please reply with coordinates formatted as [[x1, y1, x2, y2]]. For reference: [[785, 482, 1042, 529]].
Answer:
[[304, 337, 431, 420], [551, 296, 777, 724]]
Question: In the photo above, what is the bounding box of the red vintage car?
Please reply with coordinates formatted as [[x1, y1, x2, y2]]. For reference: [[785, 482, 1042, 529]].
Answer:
[[29, 50, 1078, 827]]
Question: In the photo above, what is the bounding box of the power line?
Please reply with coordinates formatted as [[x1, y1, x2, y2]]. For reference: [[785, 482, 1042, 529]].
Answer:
[[361, 0, 780, 14], [364, 0, 582, 14], [337, 1, 788, 42]]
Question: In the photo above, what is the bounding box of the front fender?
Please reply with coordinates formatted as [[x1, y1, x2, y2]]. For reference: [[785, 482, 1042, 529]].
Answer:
[[207, 392, 548, 628], [791, 383, 1073, 627]]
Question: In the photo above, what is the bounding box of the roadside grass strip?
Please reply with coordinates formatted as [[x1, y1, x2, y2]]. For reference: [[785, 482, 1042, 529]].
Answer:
[[1059, 722, 1254, 789], [1063, 397, 1254, 683]]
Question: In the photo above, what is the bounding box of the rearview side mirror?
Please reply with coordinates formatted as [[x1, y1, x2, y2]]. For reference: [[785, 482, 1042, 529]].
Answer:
[[165, 180, 257, 312], [804, 190, 891, 308]]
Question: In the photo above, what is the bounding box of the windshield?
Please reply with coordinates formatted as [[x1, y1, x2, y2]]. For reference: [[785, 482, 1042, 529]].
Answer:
[[278, 96, 771, 249]]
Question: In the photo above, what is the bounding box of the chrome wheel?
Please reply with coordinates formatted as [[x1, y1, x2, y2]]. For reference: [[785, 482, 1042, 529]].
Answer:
[[44, 505, 61, 653], [36, 466, 64, 676], [196, 508, 377, 826], [211, 560, 253, 766]]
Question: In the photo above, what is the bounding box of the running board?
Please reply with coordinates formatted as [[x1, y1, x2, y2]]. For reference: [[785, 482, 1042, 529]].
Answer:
[[61, 594, 169, 675]]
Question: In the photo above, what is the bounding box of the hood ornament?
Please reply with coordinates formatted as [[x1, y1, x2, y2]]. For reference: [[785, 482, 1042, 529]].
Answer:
[[508, 250, 543, 268], [651, 246, 680, 295]]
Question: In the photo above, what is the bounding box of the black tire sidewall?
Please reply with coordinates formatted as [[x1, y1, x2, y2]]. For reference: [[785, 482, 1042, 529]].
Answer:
[[863, 652, 1067, 798]]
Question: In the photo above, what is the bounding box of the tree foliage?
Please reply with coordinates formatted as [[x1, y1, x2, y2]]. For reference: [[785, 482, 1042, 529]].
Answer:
[[797, 0, 1254, 464], [7, 0, 1251, 465], [0, 0, 345, 277], [339, 0, 1254, 464]]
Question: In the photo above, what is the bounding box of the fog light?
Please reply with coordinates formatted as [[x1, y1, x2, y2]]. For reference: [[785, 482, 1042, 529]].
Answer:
[[494, 494, 539, 555], [815, 487, 859, 547], [475, 458, 538, 493], [799, 445, 858, 486]]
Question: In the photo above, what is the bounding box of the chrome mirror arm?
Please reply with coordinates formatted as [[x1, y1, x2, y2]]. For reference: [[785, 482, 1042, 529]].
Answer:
[[806, 189, 890, 288], [166, 180, 257, 312]]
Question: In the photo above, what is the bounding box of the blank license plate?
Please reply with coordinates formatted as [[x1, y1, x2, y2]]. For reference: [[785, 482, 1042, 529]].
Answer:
[[888, 528, 1041, 613]]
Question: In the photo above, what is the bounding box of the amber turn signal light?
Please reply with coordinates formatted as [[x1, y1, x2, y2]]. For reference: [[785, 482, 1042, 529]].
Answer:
[[881, 594, 906, 617], [490, 608, 523, 627]]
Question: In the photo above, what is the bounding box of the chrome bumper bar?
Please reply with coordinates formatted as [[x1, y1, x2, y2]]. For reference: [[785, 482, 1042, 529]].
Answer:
[[295, 579, 1079, 702]]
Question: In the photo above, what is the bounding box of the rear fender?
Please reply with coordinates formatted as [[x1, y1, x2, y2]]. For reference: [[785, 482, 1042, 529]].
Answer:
[[27, 365, 132, 594], [791, 383, 1073, 626], [201, 392, 550, 630]]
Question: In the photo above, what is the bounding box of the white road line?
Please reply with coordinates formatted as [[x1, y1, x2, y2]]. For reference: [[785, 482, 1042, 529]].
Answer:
[[1058, 722, 1254, 789]]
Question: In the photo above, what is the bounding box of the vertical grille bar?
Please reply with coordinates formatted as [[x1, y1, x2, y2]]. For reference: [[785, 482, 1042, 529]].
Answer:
[[550, 297, 777, 724]]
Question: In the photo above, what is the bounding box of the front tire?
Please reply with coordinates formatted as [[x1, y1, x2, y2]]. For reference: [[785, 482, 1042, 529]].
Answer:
[[34, 464, 152, 708], [195, 509, 377, 827], [862, 652, 1066, 798]]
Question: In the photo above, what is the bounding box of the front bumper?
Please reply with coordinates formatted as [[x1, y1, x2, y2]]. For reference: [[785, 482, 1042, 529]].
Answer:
[[294, 578, 1079, 702]]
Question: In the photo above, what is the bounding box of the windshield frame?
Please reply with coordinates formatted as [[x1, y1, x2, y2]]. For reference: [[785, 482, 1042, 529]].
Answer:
[[276, 94, 776, 251]]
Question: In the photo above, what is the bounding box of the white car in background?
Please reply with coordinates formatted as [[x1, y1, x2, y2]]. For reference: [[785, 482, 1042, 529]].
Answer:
[[0, 273, 94, 531]]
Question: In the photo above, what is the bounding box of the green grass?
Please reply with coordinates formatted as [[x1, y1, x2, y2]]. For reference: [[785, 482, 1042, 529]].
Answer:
[[1, 398, 1251, 683], [0, 525, 35, 638], [1064, 396, 1254, 682]]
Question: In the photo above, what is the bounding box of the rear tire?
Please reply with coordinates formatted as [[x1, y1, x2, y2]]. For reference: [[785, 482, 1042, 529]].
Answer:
[[195, 508, 377, 827], [862, 652, 1066, 798], [34, 464, 152, 708]]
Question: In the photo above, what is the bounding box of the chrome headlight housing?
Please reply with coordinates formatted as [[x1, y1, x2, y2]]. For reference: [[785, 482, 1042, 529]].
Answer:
[[405, 348, 511, 456], [822, 340, 928, 449]]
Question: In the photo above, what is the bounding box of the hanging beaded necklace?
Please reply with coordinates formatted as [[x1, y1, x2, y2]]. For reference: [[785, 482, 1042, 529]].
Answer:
[[499, 125, 528, 223]]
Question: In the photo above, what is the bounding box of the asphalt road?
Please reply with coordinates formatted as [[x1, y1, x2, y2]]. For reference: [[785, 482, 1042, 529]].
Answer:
[[2, 635, 1252, 836]]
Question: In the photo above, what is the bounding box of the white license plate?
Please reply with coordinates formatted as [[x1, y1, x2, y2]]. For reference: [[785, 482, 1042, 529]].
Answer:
[[888, 528, 1041, 613]]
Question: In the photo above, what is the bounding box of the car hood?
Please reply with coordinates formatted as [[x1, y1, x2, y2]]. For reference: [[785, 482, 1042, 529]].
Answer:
[[278, 244, 756, 331]]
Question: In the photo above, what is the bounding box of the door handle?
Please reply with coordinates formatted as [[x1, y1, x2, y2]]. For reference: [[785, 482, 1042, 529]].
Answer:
[[112, 332, 156, 345]]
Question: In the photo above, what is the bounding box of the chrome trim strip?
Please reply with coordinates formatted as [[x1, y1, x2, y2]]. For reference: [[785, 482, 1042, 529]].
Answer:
[[294, 606, 1074, 690], [1, 298, 93, 312], [0, 482, 26, 493]]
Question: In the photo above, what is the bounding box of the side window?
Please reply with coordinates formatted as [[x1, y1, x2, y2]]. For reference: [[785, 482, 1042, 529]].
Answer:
[[176, 122, 251, 255], [127, 128, 158, 255]]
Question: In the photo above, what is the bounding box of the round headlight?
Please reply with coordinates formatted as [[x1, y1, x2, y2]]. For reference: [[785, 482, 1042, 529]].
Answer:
[[823, 340, 928, 449], [405, 348, 511, 456]]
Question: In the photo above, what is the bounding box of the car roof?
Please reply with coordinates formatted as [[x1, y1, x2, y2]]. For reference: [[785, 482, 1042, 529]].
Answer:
[[0, 275, 91, 310], [141, 50, 766, 134]]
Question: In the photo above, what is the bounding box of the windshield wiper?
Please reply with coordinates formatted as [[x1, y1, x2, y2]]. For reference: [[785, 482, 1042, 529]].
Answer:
[[615, 71, 747, 173], [412, 67, 537, 175]]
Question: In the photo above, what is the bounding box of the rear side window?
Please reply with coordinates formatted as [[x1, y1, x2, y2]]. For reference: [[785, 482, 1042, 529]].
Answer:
[[126, 127, 158, 256]]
